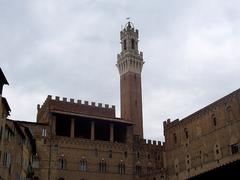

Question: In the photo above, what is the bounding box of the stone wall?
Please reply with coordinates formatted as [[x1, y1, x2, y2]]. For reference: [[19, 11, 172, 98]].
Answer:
[[164, 89, 240, 179]]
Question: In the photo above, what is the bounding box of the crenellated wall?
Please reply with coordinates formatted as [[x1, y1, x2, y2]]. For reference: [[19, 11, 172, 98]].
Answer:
[[164, 89, 240, 180], [37, 95, 116, 123]]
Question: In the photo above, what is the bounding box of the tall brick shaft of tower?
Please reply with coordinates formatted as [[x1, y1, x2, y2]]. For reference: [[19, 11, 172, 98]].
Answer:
[[116, 22, 144, 138]]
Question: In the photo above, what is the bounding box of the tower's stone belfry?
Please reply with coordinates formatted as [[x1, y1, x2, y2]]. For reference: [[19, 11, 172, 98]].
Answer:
[[117, 22, 144, 138]]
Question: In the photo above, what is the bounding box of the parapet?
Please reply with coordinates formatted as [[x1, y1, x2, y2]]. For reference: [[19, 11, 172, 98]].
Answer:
[[141, 138, 162, 147], [37, 95, 116, 123], [163, 88, 240, 131], [163, 118, 180, 129]]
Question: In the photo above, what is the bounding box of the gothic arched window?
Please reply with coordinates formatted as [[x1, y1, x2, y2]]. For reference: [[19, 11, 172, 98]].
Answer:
[[80, 159, 87, 172], [212, 114, 217, 126], [173, 133, 177, 144], [118, 162, 125, 174], [99, 160, 107, 173], [226, 106, 234, 121], [109, 150, 112, 158], [58, 157, 66, 170], [184, 128, 189, 139], [123, 40, 127, 50], [131, 39, 135, 49], [136, 165, 142, 176], [124, 151, 128, 158]]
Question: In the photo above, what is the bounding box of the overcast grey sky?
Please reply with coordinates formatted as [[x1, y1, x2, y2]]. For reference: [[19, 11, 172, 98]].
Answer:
[[1, 0, 240, 141]]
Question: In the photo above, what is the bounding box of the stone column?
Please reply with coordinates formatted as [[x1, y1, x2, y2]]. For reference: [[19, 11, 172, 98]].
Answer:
[[70, 118, 75, 138], [91, 121, 95, 140], [110, 123, 114, 142]]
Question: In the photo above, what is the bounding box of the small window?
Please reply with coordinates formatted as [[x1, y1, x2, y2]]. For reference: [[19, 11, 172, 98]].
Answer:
[[99, 160, 107, 173], [213, 117, 217, 126], [212, 114, 217, 126], [3, 152, 11, 167], [136, 165, 142, 176], [118, 162, 125, 174], [109, 150, 112, 158], [173, 133, 177, 144], [80, 159, 87, 172], [58, 157, 66, 170], [226, 106, 234, 121], [231, 144, 240, 154], [148, 154, 150, 159], [137, 152, 140, 159], [42, 128, 47, 137], [124, 151, 128, 158], [131, 39, 135, 49], [123, 40, 127, 50], [147, 167, 153, 174], [184, 128, 188, 139], [186, 154, 191, 167], [95, 148, 98, 157]]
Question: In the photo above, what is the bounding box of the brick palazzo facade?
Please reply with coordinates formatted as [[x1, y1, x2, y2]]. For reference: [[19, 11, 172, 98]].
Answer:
[[0, 22, 239, 180]]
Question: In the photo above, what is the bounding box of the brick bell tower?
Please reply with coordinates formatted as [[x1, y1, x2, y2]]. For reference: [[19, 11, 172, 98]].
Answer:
[[117, 22, 144, 138]]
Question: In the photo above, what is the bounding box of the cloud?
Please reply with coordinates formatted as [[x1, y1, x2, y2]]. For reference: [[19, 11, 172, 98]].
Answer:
[[1, 0, 240, 141]]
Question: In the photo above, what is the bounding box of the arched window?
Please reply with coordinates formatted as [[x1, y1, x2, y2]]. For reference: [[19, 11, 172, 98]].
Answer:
[[94, 148, 98, 157], [58, 157, 66, 170], [231, 143, 240, 154], [147, 167, 153, 174], [184, 128, 189, 139], [123, 40, 127, 50], [147, 154, 150, 159], [186, 154, 191, 170], [124, 151, 128, 158], [136, 165, 142, 176], [214, 144, 222, 160], [109, 150, 112, 158], [118, 162, 125, 174], [173, 133, 177, 144], [80, 159, 87, 172], [99, 160, 107, 173], [131, 39, 135, 49], [137, 152, 140, 159], [226, 106, 234, 121], [212, 114, 217, 126], [174, 159, 179, 174]]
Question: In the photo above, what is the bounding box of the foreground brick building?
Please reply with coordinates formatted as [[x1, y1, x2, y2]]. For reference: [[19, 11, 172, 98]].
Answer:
[[164, 89, 240, 179], [0, 22, 239, 180]]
